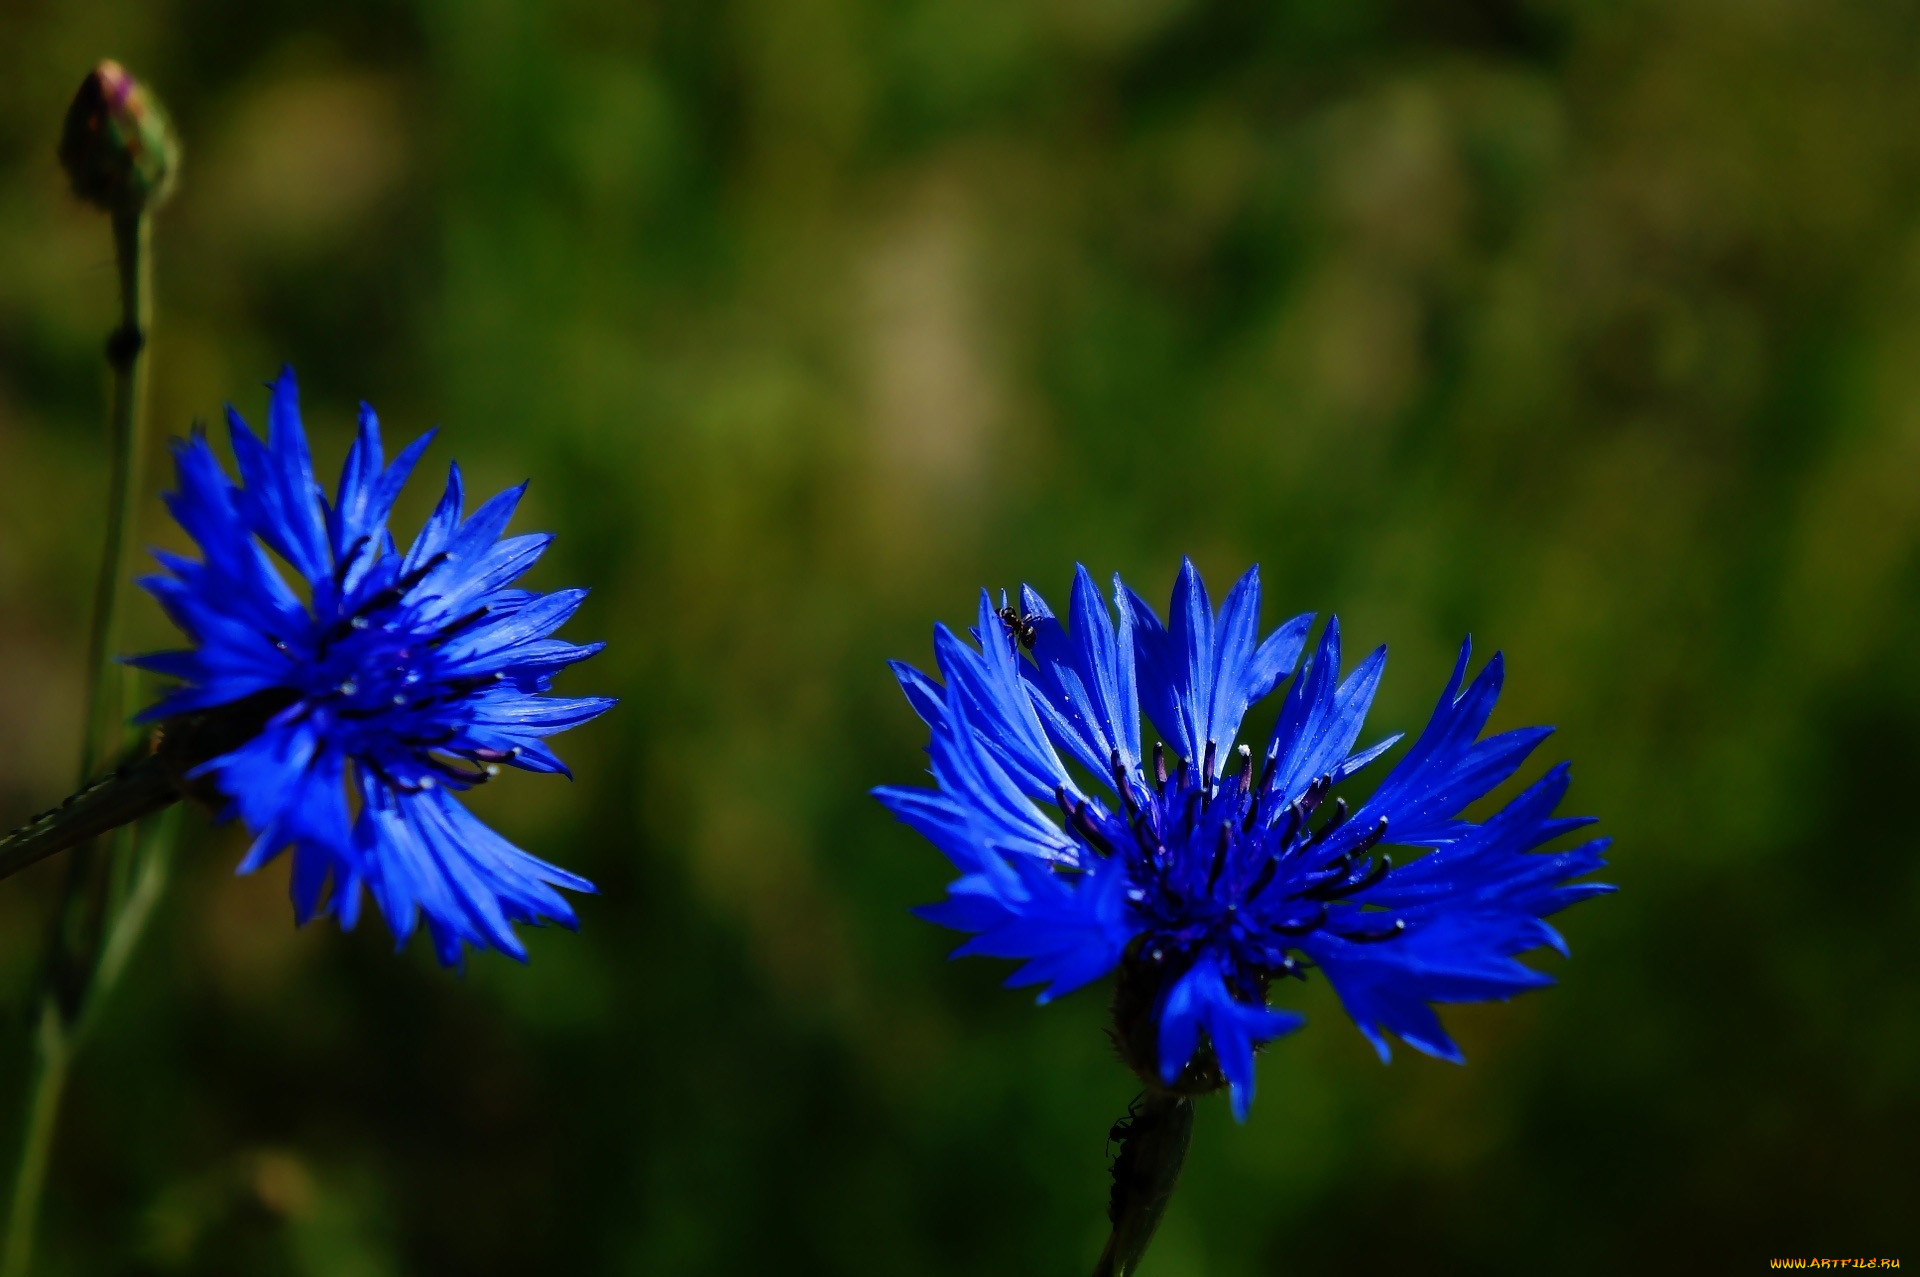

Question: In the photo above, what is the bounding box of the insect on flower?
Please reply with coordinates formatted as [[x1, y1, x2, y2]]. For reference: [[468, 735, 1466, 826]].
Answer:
[[876, 561, 1612, 1119], [996, 596, 1038, 651]]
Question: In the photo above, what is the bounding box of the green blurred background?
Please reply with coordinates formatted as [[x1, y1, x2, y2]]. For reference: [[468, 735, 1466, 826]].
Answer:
[[2, 0, 1917, 1272]]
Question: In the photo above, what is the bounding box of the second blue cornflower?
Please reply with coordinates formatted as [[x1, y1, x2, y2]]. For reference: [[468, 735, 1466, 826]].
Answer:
[[878, 561, 1611, 1119]]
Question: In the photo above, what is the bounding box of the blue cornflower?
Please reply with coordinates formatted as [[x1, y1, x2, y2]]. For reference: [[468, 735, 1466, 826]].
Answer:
[[877, 561, 1611, 1119], [131, 368, 612, 965]]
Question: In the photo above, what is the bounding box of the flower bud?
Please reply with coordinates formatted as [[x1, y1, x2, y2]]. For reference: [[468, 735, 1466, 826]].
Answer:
[[58, 61, 178, 216]]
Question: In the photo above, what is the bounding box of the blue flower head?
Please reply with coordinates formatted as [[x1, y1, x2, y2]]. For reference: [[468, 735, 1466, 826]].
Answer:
[[877, 562, 1612, 1119], [132, 368, 612, 965]]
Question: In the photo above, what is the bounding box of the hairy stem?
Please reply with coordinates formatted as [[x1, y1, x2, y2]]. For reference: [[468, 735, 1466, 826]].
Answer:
[[0, 752, 176, 885], [1093, 1092, 1195, 1277]]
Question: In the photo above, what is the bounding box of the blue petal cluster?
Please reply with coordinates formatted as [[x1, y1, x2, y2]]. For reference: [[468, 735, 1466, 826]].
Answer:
[[133, 368, 612, 965], [877, 562, 1611, 1118]]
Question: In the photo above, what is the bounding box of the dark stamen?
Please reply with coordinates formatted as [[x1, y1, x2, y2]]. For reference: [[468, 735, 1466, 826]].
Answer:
[[1152, 742, 1168, 792], [1206, 824, 1229, 893], [1175, 786, 1201, 834], [1330, 917, 1406, 944], [1270, 905, 1328, 935], [1303, 797, 1349, 850], [427, 605, 492, 645], [1233, 744, 1253, 796], [1072, 799, 1115, 857], [362, 757, 431, 795], [315, 551, 454, 655], [1201, 740, 1217, 790], [1296, 774, 1330, 821], [1343, 853, 1392, 895], [332, 535, 372, 588], [358, 551, 451, 618], [1110, 748, 1138, 816], [1274, 800, 1303, 850], [1298, 857, 1357, 900], [426, 756, 493, 786], [399, 729, 458, 749]]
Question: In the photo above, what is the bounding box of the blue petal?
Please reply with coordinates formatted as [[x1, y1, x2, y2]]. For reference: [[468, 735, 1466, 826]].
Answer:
[[936, 849, 1138, 1004], [1021, 567, 1141, 790], [352, 777, 593, 966], [923, 590, 1081, 805], [1265, 620, 1391, 807], [127, 371, 608, 964], [1126, 560, 1313, 766], [1349, 642, 1551, 847], [1307, 763, 1611, 1062], [330, 405, 434, 593], [204, 720, 353, 875], [403, 463, 466, 573], [917, 677, 1078, 865], [1154, 953, 1305, 1120], [225, 368, 332, 586]]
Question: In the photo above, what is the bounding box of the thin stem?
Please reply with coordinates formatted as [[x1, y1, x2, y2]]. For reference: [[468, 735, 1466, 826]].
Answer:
[[0, 809, 175, 1277], [3, 206, 155, 1277], [1093, 1092, 1195, 1277], [0, 751, 176, 885], [78, 207, 152, 781], [89, 808, 179, 1017]]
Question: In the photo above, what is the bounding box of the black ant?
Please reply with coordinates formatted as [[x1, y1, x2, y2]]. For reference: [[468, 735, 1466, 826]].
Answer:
[[1106, 1093, 1147, 1162], [997, 602, 1038, 651]]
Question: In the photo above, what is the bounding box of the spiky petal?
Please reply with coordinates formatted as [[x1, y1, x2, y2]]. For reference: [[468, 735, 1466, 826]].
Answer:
[[132, 368, 612, 965], [878, 562, 1611, 1118]]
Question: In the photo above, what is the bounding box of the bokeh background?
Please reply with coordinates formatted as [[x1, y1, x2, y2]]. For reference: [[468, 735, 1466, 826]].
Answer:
[[1, 0, 1917, 1272]]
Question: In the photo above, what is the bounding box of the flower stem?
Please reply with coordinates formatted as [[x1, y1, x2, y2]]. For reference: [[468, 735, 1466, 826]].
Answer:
[[89, 808, 180, 1020], [2, 204, 158, 1277], [0, 751, 177, 884], [80, 206, 152, 779], [1092, 1092, 1195, 1277]]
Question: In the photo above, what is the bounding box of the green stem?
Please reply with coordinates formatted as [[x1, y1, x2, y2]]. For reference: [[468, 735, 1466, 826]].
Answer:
[[1093, 1092, 1195, 1277], [0, 808, 175, 1277], [79, 207, 152, 780], [89, 808, 179, 1018], [3, 206, 155, 1277]]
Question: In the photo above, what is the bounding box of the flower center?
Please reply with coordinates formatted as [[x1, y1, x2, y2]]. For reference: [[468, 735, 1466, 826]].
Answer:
[[1063, 739, 1406, 986], [269, 552, 516, 789]]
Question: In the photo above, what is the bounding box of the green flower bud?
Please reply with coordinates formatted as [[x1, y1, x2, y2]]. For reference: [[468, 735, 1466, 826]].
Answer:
[[58, 60, 178, 216]]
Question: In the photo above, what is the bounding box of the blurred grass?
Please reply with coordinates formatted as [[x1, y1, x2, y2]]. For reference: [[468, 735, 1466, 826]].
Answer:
[[1, 0, 1918, 1271]]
